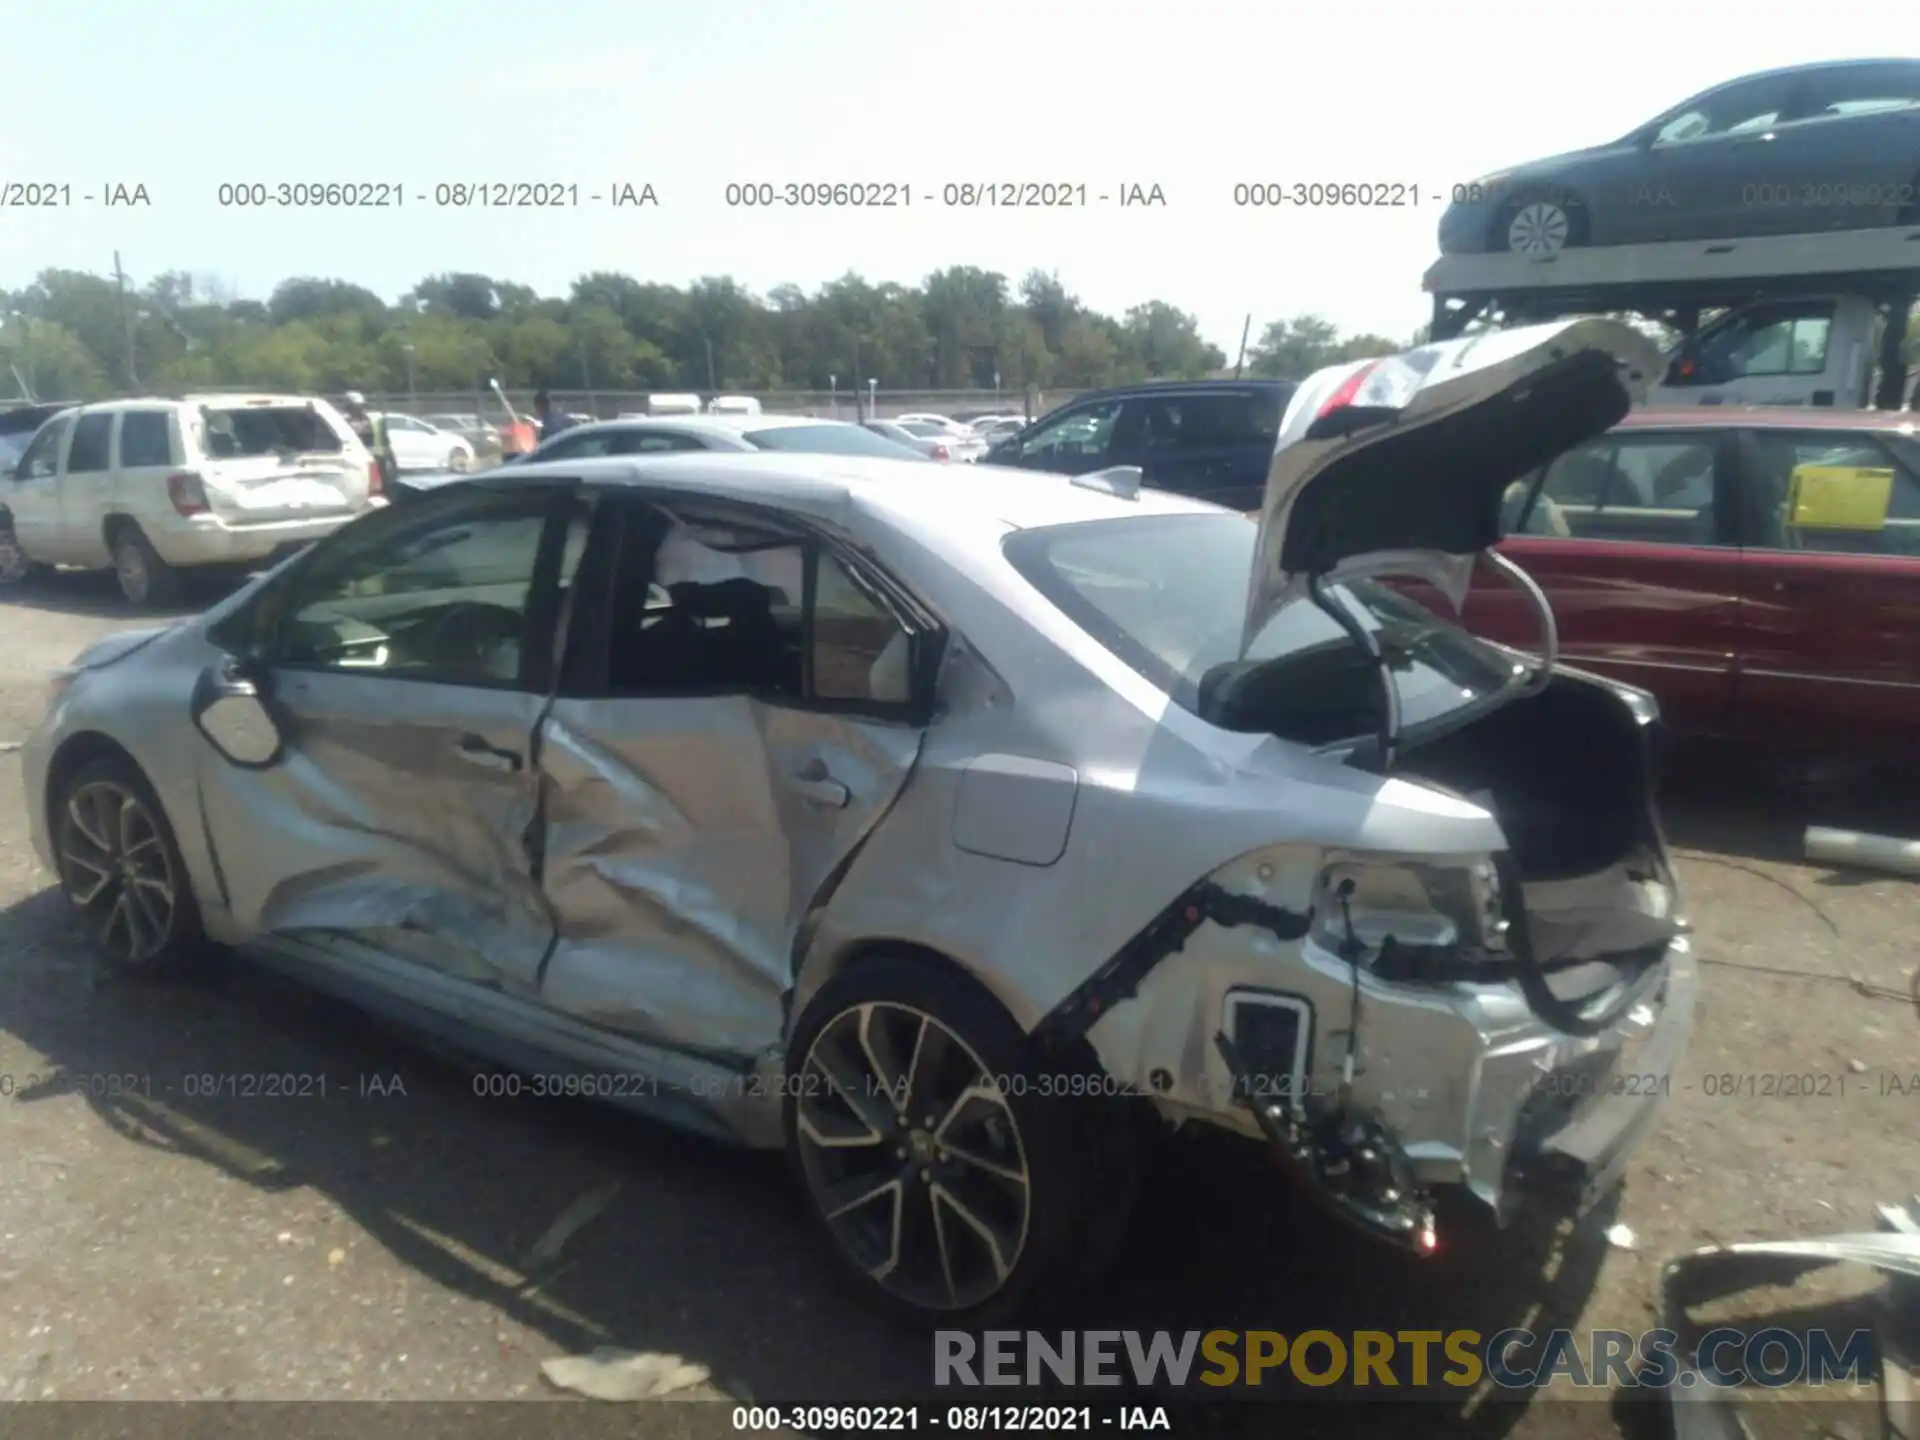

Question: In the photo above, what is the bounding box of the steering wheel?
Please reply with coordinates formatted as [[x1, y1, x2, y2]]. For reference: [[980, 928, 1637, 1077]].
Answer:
[[406, 601, 527, 678]]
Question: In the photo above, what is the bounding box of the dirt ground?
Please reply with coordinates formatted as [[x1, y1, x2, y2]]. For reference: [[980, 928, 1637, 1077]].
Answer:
[[0, 569, 1914, 1439]]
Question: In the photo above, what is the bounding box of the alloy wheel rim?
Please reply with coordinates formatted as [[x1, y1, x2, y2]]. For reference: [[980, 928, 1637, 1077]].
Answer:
[[59, 780, 176, 964], [795, 1001, 1031, 1312], [1507, 201, 1570, 254], [450, 450, 471, 472]]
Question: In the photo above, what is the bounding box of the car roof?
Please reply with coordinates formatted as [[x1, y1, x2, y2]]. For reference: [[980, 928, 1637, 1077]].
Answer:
[[1704, 57, 1919, 88], [564, 413, 843, 435], [494, 451, 1226, 541], [1064, 377, 1295, 405], [1620, 406, 1920, 434]]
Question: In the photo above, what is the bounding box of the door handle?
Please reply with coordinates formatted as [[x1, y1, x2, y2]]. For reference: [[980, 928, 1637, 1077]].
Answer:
[[454, 733, 522, 772], [785, 759, 850, 808]]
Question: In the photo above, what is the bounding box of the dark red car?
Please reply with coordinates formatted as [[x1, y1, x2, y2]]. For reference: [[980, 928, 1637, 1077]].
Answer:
[[1457, 407, 1920, 761]]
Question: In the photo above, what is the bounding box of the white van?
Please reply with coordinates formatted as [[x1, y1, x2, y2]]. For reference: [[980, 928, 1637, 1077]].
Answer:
[[646, 393, 703, 416], [706, 394, 762, 416], [2, 393, 379, 605], [1648, 294, 1886, 408]]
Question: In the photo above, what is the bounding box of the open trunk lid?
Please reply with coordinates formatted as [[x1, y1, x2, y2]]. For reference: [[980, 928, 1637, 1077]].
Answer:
[[1244, 318, 1666, 649]]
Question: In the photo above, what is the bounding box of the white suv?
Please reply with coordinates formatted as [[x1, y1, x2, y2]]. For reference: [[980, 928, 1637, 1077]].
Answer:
[[1, 394, 382, 606]]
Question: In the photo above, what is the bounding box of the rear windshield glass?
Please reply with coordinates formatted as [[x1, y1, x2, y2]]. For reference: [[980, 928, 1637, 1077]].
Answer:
[[1004, 513, 1515, 732], [743, 423, 928, 459], [198, 404, 343, 459]]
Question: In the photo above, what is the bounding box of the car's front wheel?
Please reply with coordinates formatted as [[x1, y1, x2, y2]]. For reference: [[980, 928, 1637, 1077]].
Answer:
[[0, 519, 46, 587], [52, 755, 206, 974], [1495, 190, 1588, 255], [785, 954, 1132, 1328]]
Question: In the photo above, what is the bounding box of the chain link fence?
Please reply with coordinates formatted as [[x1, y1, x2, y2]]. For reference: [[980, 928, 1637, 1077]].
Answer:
[[358, 388, 1088, 423]]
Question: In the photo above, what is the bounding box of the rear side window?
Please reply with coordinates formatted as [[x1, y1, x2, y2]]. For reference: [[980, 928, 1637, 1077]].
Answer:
[[1745, 433, 1920, 557], [1137, 392, 1283, 451], [66, 413, 114, 473], [17, 416, 71, 479], [198, 404, 343, 459], [118, 411, 173, 467]]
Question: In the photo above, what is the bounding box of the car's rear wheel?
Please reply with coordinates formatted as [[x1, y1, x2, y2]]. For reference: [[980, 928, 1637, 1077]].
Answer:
[[447, 447, 472, 473], [108, 522, 182, 608], [1495, 191, 1588, 255], [785, 954, 1125, 1328], [52, 756, 205, 975]]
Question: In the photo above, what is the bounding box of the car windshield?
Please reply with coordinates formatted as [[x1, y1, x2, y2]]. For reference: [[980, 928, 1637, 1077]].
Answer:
[[1004, 513, 1517, 734], [743, 423, 928, 458], [900, 421, 944, 437], [199, 404, 343, 457]]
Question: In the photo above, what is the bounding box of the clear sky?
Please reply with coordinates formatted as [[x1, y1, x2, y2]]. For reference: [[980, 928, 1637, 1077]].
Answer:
[[0, 0, 1898, 350]]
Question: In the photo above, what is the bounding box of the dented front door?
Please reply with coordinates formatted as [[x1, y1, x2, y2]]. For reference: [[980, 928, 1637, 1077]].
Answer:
[[534, 500, 923, 1059], [197, 486, 576, 992]]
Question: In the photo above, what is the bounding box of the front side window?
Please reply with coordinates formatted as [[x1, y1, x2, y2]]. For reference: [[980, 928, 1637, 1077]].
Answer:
[[274, 497, 558, 685], [1008, 400, 1122, 467], [66, 413, 114, 473], [1517, 434, 1720, 544], [1746, 433, 1920, 557], [18, 416, 72, 480], [1650, 79, 1794, 144], [1004, 513, 1513, 743]]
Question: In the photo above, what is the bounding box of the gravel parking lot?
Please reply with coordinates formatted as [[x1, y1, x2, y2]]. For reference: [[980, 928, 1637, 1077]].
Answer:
[[1, 570, 1914, 1438]]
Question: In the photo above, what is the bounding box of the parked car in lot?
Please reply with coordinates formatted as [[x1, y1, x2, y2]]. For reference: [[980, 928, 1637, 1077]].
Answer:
[[895, 419, 986, 462], [1439, 58, 1920, 256], [1449, 406, 1920, 761], [860, 419, 954, 459], [1, 394, 381, 605], [478, 414, 928, 472], [984, 379, 1295, 511], [372, 413, 475, 473], [21, 318, 1692, 1324], [423, 413, 503, 456]]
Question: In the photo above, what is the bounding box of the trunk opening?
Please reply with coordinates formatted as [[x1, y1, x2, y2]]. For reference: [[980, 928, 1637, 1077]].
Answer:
[[1392, 675, 1646, 883], [1392, 674, 1679, 1030]]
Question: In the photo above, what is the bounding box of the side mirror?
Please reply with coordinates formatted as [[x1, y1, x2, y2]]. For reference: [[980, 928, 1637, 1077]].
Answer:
[[190, 663, 283, 768]]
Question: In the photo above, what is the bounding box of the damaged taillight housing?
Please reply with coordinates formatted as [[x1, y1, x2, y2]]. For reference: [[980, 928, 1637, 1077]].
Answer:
[[1310, 854, 1509, 967], [167, 471, 209, 516]]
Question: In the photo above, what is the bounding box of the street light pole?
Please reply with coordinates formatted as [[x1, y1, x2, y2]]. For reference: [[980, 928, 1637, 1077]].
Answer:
[[867, 377, 877, 420]]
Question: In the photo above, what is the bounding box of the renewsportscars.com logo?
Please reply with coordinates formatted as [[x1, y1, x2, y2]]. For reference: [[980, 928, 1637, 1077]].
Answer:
[[933, 1328, 1875, 1392]]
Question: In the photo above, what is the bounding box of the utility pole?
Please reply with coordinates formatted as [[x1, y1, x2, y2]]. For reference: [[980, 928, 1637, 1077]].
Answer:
[[112, 251, 139, 388], [703, 336, 717, 392], [1233, 314, 1252, 378]]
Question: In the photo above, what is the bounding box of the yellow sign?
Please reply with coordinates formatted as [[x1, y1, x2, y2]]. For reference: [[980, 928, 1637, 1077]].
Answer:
[[1787, 464, 1893, 531]]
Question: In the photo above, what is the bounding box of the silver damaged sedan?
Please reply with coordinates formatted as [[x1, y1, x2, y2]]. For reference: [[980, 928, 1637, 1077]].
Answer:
[[23, 318, 1697, 1326]]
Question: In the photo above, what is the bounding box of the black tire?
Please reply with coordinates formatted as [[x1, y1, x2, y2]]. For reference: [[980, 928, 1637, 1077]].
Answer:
[[1492, 188, 1589, 255], [0, 519, 47, 587], [108, 522, 182, 608], [50, 755, 207, 976], [784, 953, 1134, 1329]]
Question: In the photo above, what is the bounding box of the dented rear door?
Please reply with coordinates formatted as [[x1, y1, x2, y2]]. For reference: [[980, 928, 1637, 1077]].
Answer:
[[198, 485, 581, 992], [534, 496, 923, 1060]]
